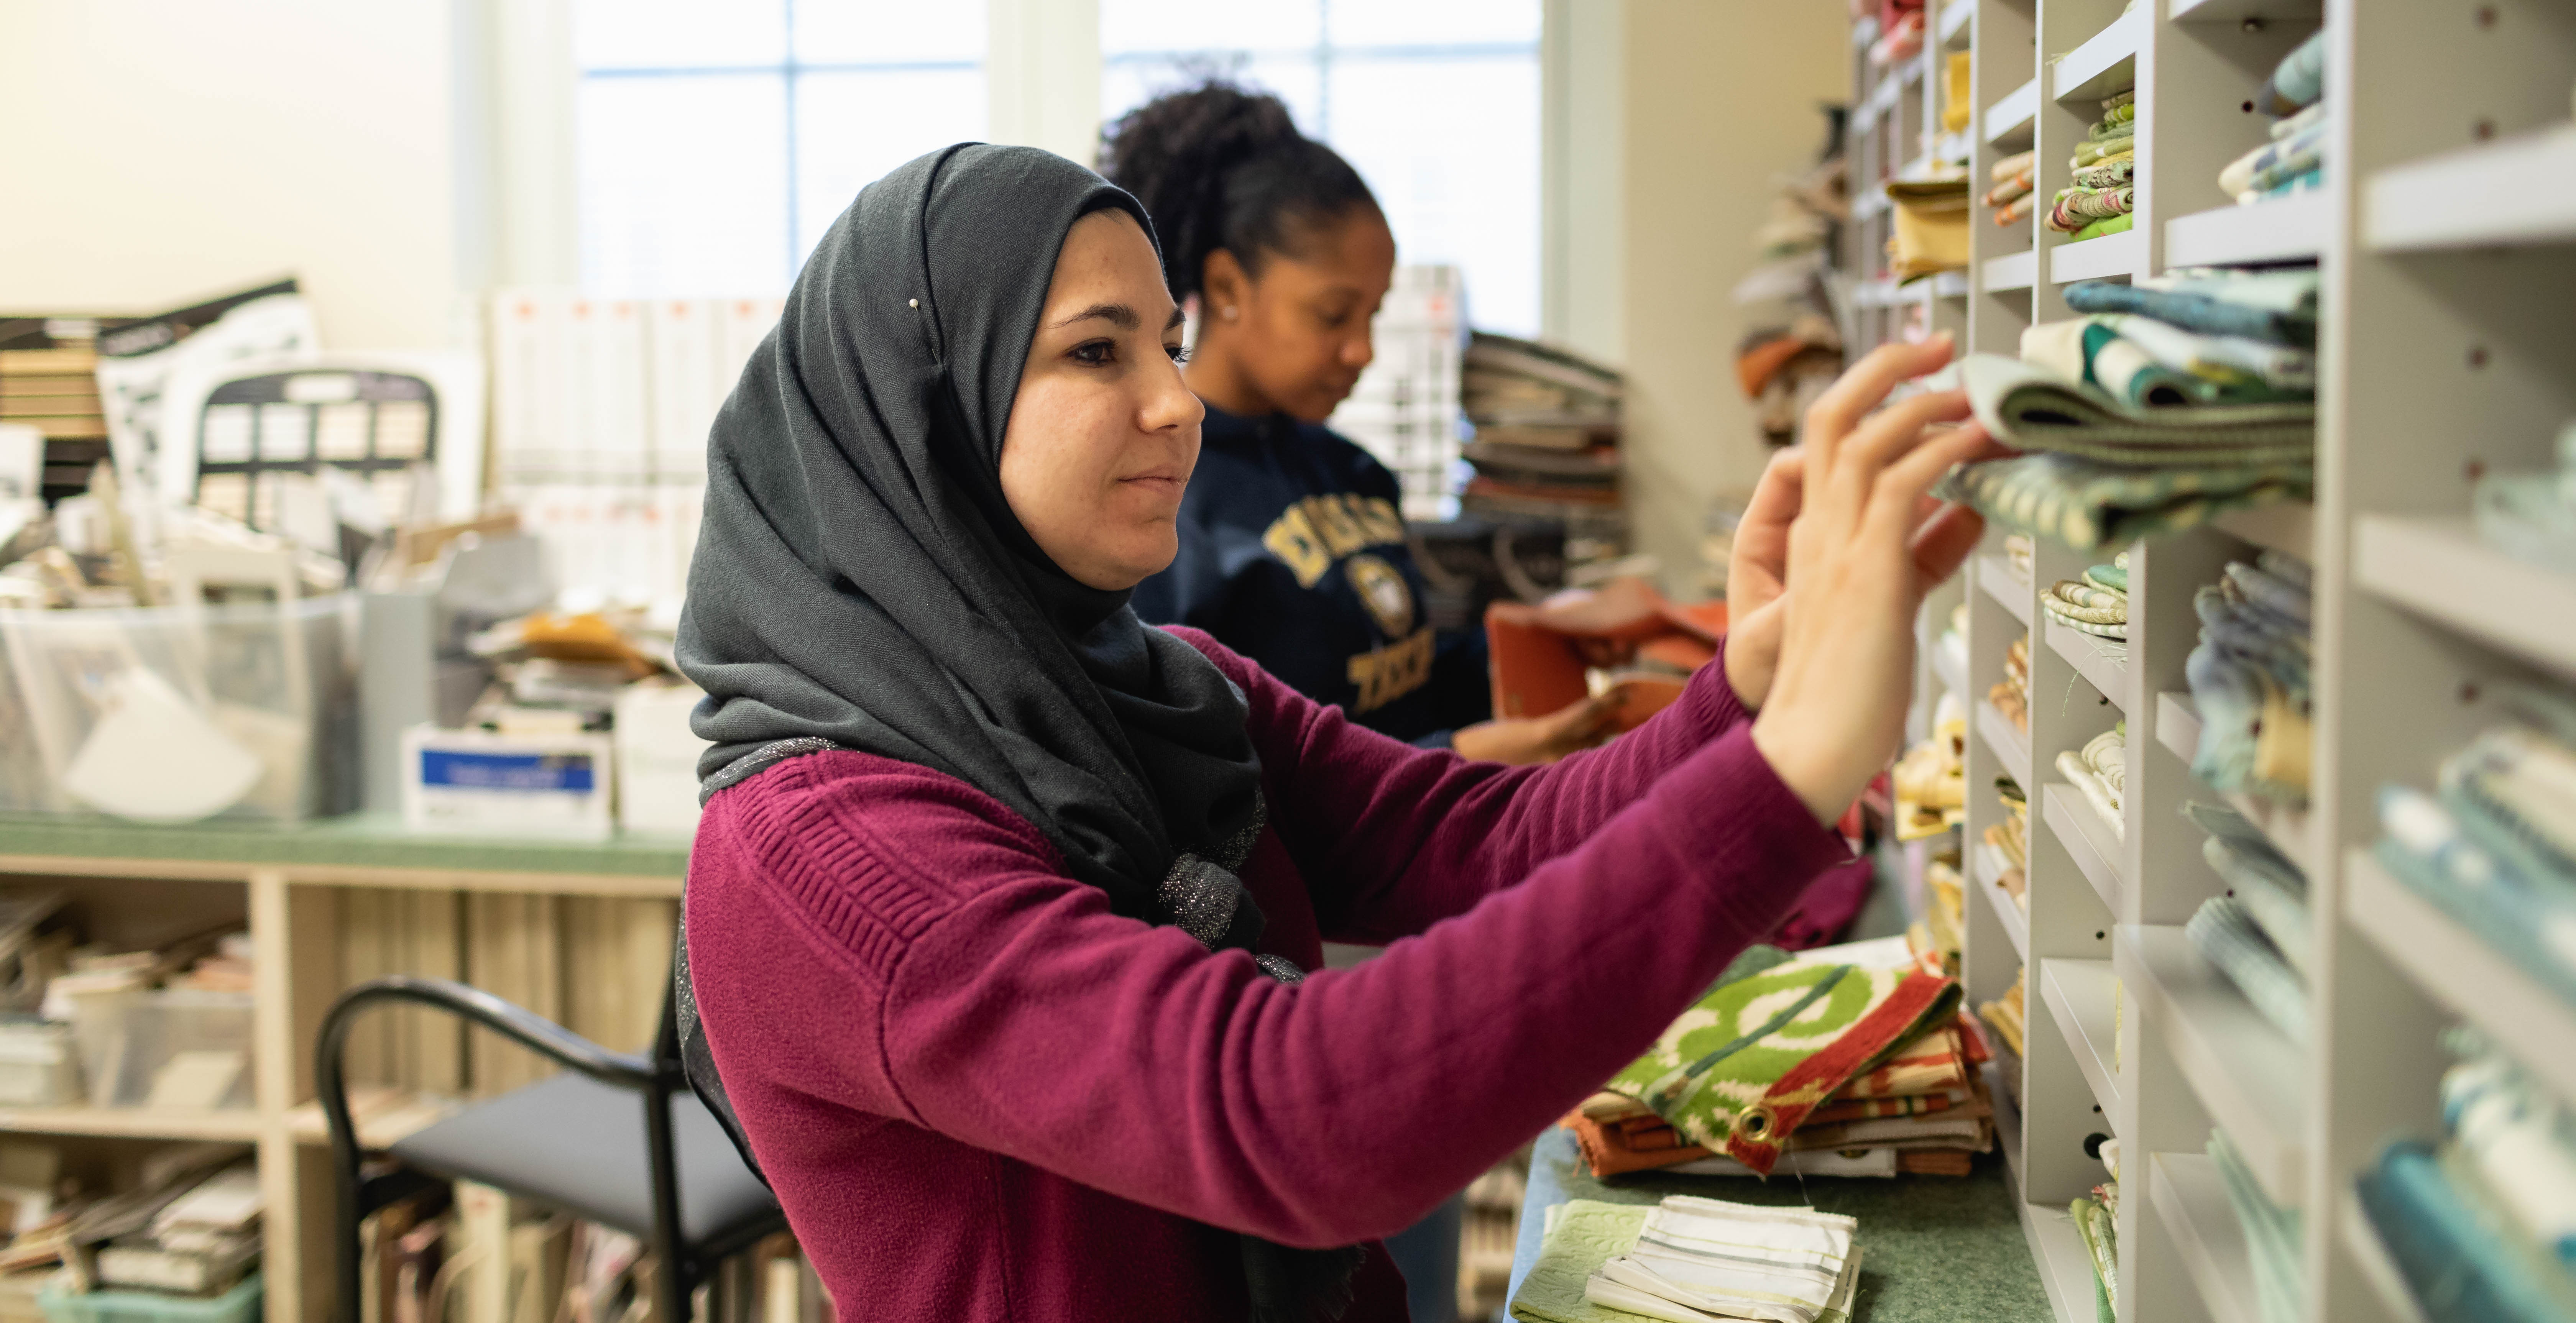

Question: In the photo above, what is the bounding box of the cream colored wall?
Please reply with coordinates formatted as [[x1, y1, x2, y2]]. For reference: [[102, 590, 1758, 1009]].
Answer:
[[0, 0, 470, 348], [1587, 0, 1848, 587]]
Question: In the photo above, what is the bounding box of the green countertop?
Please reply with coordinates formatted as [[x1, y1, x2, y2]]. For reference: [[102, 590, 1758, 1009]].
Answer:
[[1508, 1125, 2050, 1323], [0, 811, 690, 880]]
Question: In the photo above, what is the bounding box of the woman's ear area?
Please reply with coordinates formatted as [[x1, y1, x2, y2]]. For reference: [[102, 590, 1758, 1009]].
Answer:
[[1201, 248, 1250, 322]]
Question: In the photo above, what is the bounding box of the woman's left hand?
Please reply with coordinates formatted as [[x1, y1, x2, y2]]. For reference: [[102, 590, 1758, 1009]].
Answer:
[[1720, 448, 1804, 711], [1451, 692, 1625, 765]]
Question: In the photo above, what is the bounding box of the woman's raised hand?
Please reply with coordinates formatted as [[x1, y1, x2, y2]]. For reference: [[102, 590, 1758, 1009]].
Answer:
[[1750, 334, 2000, 824], [1719, 448, 1802, 711]]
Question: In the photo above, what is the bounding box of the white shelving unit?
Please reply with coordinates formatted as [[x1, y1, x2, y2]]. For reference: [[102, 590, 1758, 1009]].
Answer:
[[1843, 0, 2576, 1319]]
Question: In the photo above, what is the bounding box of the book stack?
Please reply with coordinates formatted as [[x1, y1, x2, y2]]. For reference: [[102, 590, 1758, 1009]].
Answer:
[[0, 323, 109, 506], [1458, 332, 1626, 563], [95, 1160, 261, 1297]]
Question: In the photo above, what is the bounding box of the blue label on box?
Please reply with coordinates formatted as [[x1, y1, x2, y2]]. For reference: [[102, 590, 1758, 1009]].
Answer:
[[419, 749, 597, 792]]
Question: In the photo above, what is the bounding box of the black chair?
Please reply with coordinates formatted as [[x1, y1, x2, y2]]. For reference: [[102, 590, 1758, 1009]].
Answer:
[[317, 975, 785, 1323]]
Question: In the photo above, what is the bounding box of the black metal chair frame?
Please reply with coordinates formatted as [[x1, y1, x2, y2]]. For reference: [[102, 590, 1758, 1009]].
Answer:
[[316, 975, 777, 1323]]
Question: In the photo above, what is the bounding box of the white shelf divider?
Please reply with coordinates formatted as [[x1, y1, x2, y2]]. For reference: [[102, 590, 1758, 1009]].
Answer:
[[1985, 78, 2039, 146], [1980, 700, 2036, 791], [1985, 249, 2038, 292], [2211, 501, 2316, 563], [1979, 551, 2034, 624], [2170, 0, 2321, 18], [2019, 1197, 2110, 1323], [2044, 617, 2129, 711], [2052, 8, 2144, 102], [2346, 849, 2576, 1106], [2356, 514, 2576, 682], [2051, 228, 2145, 283], [1934, 269, 1971, 298], [1939, 0, 1974, 47], [2166, 192, 2329, 268], [2118, 926, 2310, 1209], [2366, 122, 2576, 251], [1977, 841, 2032, 962], [2045, 783, 2127, 915], [2149, 1152, 2262, 1323], [2042, 958, 2124, 1124]]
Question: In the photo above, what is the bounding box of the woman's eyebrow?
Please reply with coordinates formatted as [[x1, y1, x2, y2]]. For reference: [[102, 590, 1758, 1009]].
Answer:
[[1164, 307, 1188, 332], [1051, 302, 1141, 331]]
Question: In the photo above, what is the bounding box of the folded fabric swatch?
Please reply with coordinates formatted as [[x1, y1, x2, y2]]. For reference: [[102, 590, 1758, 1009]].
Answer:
[[1996, 194, 2037, 227], [1937, 450, 2310, 551], [2058, 747, 2124, 841], [2072, 136, 2132, 167], [1991, 148, 2036, 182], [2377, 786, 2576, 1009], [1601, 944, 1962, 1174], [2440, 722, 2576, 883], [2021, 319, 2241, 410], [1957, 353, 2316, 463], [2072, 155, 2135, 189], [2271, 100, 2328, 142], [2211, 1128, 2305, 1323], [2047, 185, 2134, 232], [2064, 278, 2315, 348], [1666, 1149, 1898, 1179], [1979, 966, 2027, 1059], [2251, 168, 2325, 204], [2085, 556, 2128, 592], [2197, 822, 2312, 975], [2220, 117, 2331, 196], [1509, 1200, 1652, 1323], [2093, 313, 2316, 392], [2358, 1142, 2572, 1323], [2069, 213, 2134, 242], [2187, 895, 2308, 1041], [1590, 1197, 1861, 1323], [2258, 30, 2326, 116], [2439, 1032, 2576, 1272], [2073, 1192, 2119, 1318]]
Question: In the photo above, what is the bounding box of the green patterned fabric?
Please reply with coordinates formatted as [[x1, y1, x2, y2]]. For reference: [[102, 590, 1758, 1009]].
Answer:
[[1510, 1201, 1651, 1323], [1602, 952, 1961, 1170], [1935, 451, 2311, 552], [1959, 353, 2314, 465]]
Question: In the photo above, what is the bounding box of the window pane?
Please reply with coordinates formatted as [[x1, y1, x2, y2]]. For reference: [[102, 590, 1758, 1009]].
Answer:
[[578, 74, 790, 297], [576, 0, 785, 69], [794, 2, 984, 65], [1327, 56, 1541, 335], [1326, 0, 1540, 48], [794, 69, 988, 262], [1102, 54, 1321, 136], [1101, 0, 1319, 56]]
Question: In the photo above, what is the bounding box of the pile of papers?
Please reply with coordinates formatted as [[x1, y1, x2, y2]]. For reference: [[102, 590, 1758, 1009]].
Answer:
[[1510, 1195, 1860, 1323]]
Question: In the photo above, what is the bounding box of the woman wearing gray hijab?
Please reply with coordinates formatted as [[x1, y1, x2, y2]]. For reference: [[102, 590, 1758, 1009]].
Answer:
[[676, 142, 1993, 1321]]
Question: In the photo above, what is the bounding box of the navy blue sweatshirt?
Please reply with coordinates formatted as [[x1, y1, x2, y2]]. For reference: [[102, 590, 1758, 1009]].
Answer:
[[1132, 405, 1488, 744]]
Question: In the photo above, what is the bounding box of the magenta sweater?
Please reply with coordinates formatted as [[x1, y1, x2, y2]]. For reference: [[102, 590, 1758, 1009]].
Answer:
[[683, 629, 1849, 1320]]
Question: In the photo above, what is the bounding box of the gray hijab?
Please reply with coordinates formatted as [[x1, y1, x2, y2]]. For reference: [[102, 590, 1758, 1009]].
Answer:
[[672, 143, 1362, 1321]]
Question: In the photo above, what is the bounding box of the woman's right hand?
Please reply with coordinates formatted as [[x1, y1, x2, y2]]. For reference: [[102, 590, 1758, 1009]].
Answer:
[[1750, 335, 2000, 824]]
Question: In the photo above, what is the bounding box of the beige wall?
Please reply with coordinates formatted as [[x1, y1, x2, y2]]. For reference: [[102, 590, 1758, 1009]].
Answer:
[[0, 0, 471, 348], [1582, 0, 1848, 587]]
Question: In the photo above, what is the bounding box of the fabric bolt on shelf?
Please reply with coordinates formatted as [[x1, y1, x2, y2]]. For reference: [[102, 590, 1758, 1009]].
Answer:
[[2185, 895, 2310, 1042], [2436, 1039, 2576, 1271], [1935, 449, 2311, 552], [2257, 29, 2326, 116], [2210, 1128, 2305, 1323], [2358, 1141, 2573, 1323], [2092, 314, 2316, 394], [2067, 213, 2135, 242], [2071, 156, 2135, 190], [2219, 117, 2332, 196], [1589, 1197, 1860, 1323], [2064, 279, 2316, 350], [2376, 791, 2576, 1009], [1601, 943, 1963, 1174], [1955, 353, 2317, 463]]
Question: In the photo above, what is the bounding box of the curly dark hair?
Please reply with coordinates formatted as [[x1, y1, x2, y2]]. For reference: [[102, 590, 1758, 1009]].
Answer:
[[1097, 79, 1381, 302]]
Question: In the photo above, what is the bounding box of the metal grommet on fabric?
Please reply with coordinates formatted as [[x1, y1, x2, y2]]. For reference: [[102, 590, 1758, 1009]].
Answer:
[[1737, 1104, 1780, 1141]]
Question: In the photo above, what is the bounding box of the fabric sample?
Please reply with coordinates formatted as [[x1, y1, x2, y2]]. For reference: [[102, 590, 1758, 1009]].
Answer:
[[1957, 353, 2316, 464], [2377, 787, 2576, 1009], [2439, 1036, 2576, 1271], [2064, 279, 2315, 348], [1935, 450, 2312, 551], [2187, 895, 2308, 1041], [1601, 945, 1962, 1174], [1508, 1200, 1652, 1323], [2093, 314, 2316, 393], [2257, 30, 2327, 115], [2359, 1142, 2571, 1323], [1590, 1197, 1861, 1323], [2211, 1128, 2305, 1323], [2219, 117, 2331, 197]]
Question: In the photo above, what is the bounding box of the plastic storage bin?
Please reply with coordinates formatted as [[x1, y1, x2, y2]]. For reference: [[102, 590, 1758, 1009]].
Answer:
[[0, 1016, 80, 1106], [0, 595, 355, 824], [38, 1275, 261, 1323], [69, 990, 255, 1110]]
